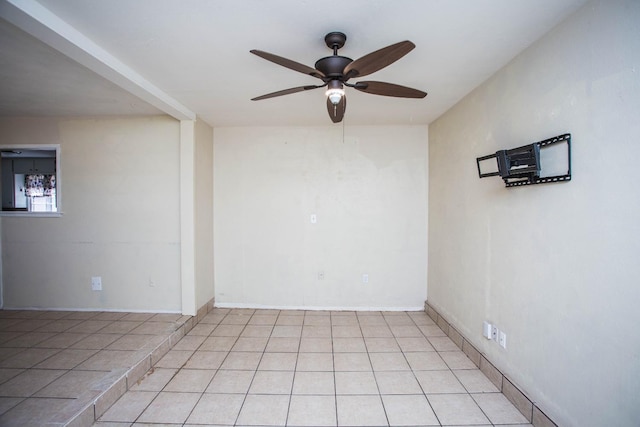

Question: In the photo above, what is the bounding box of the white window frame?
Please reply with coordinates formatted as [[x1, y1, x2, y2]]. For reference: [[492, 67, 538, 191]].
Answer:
[[0, 144, 62, 217]]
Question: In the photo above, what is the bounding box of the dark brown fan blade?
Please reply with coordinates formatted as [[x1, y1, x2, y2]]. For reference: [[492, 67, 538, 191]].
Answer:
[[354, 81, 427, 98], [252, 85, 324, 101], [343, 41, 415, 79], [250, 50, 325, 79], [326, 95, 346, 123]]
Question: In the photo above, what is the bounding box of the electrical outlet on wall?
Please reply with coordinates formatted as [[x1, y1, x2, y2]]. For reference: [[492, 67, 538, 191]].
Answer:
[[91, 276, 102, 291], [491, 325, 498, 341], [485, 321, 507, 349], [499, 330, 507, 349]]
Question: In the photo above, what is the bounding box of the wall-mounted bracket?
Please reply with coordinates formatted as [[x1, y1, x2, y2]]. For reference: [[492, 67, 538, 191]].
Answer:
[[476, 133, 571, 187]]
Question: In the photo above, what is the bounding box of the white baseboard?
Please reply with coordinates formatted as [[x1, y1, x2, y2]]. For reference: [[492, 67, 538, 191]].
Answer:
[[0, 306, 182, 314], [213, 302, 425, 312]]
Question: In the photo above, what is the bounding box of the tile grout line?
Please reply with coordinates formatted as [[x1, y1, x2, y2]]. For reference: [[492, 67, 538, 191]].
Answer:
[[282, 309, 301, 427], [329, 311, 339, 427], [89, 305, 209, 425], [425, 301, 551, 427], [232, 308, 274, 427], [368, 312, 394, 427], [90, 307, 531, 427], [125, 304, 215, 425], [0, 311, 123, 403], [173, 308, 242, 427], [400, 312, 444, 427], [0, 309, 197, 426], [110, 316, 195, 425]]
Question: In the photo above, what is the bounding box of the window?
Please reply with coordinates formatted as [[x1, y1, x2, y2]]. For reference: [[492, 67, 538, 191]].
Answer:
[[1, 145, 61, 216]]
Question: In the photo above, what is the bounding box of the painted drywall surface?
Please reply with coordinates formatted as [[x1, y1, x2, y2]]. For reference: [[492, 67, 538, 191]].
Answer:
[[428, 1, 640, 426], [214, 125, 428, 310], [195, 118, 214, 309], [0, 116, 182, 312], [179, 120, 196, 315]]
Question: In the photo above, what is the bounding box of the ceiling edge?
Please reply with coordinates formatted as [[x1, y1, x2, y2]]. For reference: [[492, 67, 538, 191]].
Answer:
[[0, 0, 196, 121]]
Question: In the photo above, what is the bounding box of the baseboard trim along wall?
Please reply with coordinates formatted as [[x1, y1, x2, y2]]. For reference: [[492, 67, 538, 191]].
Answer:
[[424, 301, 558, 427], [214, 303, 425, 312], [0, 306, 183, 314]]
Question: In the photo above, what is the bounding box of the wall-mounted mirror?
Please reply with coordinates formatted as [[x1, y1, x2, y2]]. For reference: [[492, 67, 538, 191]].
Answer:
[[1, 146, 59, 214]]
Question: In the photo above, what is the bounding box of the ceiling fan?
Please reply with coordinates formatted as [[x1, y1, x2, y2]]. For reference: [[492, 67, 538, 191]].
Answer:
[[250, 32, 427, 123]]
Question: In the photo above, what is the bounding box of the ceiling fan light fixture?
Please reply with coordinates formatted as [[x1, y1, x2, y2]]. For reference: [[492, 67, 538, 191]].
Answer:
[[326, 88, 345, 105], [325, 80, 345, 105]]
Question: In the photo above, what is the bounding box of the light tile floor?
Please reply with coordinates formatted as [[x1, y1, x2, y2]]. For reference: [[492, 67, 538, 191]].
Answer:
[[0, 309, 190, 426], [93, 308, 532, 427]]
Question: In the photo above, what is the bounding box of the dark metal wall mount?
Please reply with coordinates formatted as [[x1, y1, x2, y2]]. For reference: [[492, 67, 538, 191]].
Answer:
[[476, 133, 571, 187]]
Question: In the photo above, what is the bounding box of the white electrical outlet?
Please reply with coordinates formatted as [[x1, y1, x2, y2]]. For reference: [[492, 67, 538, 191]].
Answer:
[[318, 271, 324, 280], [491, 325, 498, 341], [310, 214, 317, 224], [499, 331, 507, 349], [362, 274, 369, 284], [91, 276, 102, 291]]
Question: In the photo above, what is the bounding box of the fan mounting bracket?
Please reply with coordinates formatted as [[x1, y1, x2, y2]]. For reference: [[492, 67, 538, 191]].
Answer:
[[324, 32, 347, 50]]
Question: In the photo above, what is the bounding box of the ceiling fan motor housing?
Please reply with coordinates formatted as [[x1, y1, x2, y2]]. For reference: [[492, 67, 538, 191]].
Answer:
[[315, 56, 353, 79]]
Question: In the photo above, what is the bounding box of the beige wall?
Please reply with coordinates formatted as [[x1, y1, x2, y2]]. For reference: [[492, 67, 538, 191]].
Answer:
[[194, 118, 214, 309], [213, 125, 428, 310], [428, 1, 640, 426], [0, 116, 182, 312]]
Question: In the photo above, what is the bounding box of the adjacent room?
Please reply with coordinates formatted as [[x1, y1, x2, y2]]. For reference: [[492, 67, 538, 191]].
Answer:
[[0, 0, 638, 426]]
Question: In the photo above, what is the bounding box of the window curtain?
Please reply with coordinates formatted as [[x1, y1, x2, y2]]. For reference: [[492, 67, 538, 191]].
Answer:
[[24, 174, 56, 197]]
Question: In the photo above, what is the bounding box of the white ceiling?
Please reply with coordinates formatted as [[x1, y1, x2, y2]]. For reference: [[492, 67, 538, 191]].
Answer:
[[0, 0, 589, 127]]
